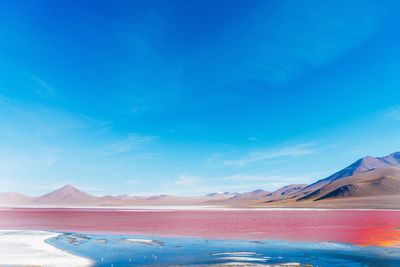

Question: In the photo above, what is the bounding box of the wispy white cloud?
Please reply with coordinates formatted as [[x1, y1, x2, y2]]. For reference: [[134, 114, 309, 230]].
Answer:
[[159, 175, 201, 190], [158, 175, 213, 196], [172, 175, 199, 186], [0, 95, 31, 117], [148, 169, 329, 196], [223, 174, 281, 182], [204, 152, 226, 164], [222, 1, 390, 84], [79, 114, 112, 128], [106, 133, 156, 155], [0, 95, 114, 135], [223, 142, 318, 167], [220, 171, 330, 190], [0, 95, 90, 134], [382, 106, 400, 121], [126, 179, 139, 186], [29, 74, 55, 96]]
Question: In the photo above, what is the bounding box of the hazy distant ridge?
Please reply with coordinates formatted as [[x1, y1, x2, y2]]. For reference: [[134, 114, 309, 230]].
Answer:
[[1, 152, 400, 209]]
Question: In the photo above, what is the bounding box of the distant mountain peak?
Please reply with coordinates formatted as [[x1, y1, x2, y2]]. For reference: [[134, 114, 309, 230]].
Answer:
[[231, 189, 270, 200], [318, 152, 400, 185], [206, 192, 234, 197], [353, 155, 381, 169], [250, 189, 267, 193], [36, 184, 96, 203], [388, 151, 400, 157], [299, 151, 400, 198], [51, 184, 86, 194], [381, 151, 400, 165], [268, 184, 308, 197], [60, 184, 78, 190]]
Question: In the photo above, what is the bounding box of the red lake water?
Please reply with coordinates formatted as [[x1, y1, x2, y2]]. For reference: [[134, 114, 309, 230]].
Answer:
[[1, 208, 399, 247]]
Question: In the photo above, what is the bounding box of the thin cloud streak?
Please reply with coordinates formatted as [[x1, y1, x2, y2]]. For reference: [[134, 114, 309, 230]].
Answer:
[[223, 143, 318, 167], [153, 170, 328, 196], [382, 106, 400, 121], [106, 133, 157, 155], [29, 74, 55, 96]]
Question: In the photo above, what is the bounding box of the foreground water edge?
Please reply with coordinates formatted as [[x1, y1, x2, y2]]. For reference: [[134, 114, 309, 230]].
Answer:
[[2, 208, 400, 266], [46, 231, 400, 266]]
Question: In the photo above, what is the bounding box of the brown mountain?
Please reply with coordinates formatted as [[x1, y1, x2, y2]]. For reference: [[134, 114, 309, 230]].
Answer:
[[206, 192, 238, 198], [296, 152, 400, 199], [34, 185, 99, 205], [302, 167, 400, 201], [267, 184, 308, 198], [208, 185, 307, 206], [132, 192, 237, 206], [259, 152, 400, 209], [204, 189, 270, 206], [0, 192, 32, 205], [231, 189, 270, 200]]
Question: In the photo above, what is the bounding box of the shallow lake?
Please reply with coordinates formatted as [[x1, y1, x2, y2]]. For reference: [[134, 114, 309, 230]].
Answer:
[[2, 208, 400, 266], [48, 232, 400, 266]]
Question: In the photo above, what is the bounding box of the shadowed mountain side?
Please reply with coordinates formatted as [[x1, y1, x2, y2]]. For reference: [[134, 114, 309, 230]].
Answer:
[[309, 167, 400, 201], [267, 184, 308, 198], [279, 152, 400, 202], [206, 185, 307, 206], [231, 189, 271, 200], [257, 167, 400, 209]]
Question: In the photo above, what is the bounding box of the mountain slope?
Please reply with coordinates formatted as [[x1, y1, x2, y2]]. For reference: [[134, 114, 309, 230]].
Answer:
[[316, 153, 399, 184], [209, 185, 308, 206], [267, 184, 308, 198], [311, 167, 400, 201], [34, 185, 98, 204], [294, 152, 400, 200], [232, 189, 270, 200], [0, 192, 32, 205]]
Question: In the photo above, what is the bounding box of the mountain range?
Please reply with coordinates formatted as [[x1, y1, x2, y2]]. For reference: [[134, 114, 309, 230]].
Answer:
[[263, 151, 400, 209], [1, 152, 400, 209]]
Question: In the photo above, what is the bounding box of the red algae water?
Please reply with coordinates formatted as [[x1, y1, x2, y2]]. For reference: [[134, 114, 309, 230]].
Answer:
[[1, 208, 400, 247]]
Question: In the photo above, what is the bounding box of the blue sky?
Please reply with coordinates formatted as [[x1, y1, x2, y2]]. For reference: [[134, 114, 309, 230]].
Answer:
[[1, 0, 400, 196]]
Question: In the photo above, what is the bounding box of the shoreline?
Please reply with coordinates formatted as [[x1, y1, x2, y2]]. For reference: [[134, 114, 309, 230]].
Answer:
[[0, 230, 92, 267], [1, 205, 400, 212], [1, 229, 399, 267], [44, 231, 400, 266]]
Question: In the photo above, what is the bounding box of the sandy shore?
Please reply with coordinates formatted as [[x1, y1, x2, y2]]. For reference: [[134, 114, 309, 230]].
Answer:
[[0, 230, 92, 267]]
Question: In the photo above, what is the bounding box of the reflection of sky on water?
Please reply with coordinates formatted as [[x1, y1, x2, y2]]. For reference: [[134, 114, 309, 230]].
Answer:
[[47, 232, 400, 266]]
